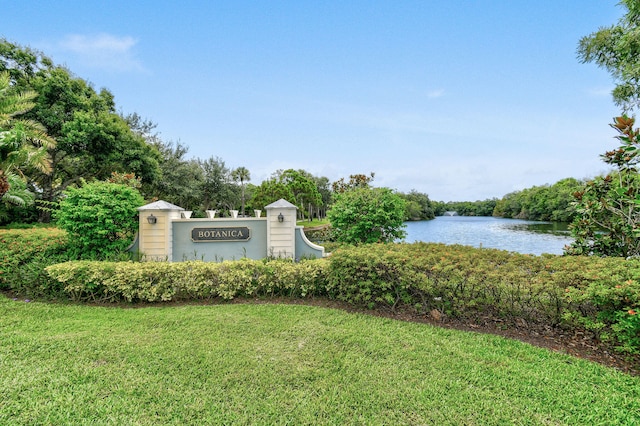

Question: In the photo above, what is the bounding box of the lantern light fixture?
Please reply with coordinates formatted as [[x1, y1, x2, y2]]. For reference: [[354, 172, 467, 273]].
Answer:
[[147, 214, 157, 224], [278, 213, 284, 223]]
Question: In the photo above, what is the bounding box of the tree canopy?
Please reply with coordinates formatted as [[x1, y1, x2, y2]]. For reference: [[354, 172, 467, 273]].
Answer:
[[566, 116, 640, 257], [0, 39, 161, 221], [0, 71, 54, 204], [578, 0, 640, 111]]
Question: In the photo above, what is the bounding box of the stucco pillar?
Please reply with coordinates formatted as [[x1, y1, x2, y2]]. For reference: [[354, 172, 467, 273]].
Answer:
[[137, 200, 184, 261], [265, 199, 297, 259]]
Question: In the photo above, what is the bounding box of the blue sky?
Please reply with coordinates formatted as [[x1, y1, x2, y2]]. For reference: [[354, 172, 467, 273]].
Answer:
[[2, 1, 624, 201]]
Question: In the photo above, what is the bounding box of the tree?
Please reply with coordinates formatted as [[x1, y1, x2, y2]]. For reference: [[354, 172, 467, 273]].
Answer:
[[0, 71, 54, 202], [231, 166, 250, 216], [566, 116, 640, 257], [249, 178, 294, 211], [491, 179, 581, 221], [147, 141, 203, 210], [54, 180, 144, 259], [400, 190, 435, 220], [59, 110, 160, 183], [313, 175, 332, 219], [328, 187, 406, 244], [0, 38, 54, 90], [578, 0, 640, 112], [1, 40, 160, 221], [276, 169, 322, 220], [200, 157, 237, 212], [331, 172, 375, 193]]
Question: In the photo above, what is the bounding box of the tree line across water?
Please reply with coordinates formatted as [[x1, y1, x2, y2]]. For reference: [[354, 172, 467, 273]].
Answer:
[[0, 37, 588, 227], [0, 37, 578, 227], [434, 177, 585, 222], [4, 0, 640, 259]]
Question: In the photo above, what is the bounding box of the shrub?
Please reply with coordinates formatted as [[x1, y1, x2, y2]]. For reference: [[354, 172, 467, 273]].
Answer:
[[0, 228, 71, 297], [328, 187, 406, 244], [54, 181, 144, 259], [46, 258, 328, 303], [42, 240, 640, 353], [326, 243, 640, 353], [563, 270, 640, 353], [567, 116, 640, 257]]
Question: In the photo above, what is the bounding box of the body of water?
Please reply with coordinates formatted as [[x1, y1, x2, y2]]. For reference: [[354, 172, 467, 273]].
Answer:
[[403, 216, 573, 256]]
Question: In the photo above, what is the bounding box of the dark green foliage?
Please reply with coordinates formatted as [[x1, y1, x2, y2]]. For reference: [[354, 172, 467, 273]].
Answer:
[[249, 178, 295, 211], [492, 178, 582, 221], [433, 198, 498, 217], [328, 187, 406, 244], [1, 39, 161, 222], [567, 117, 640, 257], [144, 141, 206, 210], [268, 169, 323, 220], [400, 190, 435, 220], [313, 175, 331, 219], [198, 156, 238, 212], [0, 228, 71, 297], [578, 0, 640, 112], [434, 179, 581, 221], [54, 181, 143, 259], [59, 110, 160, 184]]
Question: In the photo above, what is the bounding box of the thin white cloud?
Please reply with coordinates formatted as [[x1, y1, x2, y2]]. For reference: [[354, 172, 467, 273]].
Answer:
[[587, 86, 612, 97], [427, 89, 445, 99], [57, 33, 145, 72]]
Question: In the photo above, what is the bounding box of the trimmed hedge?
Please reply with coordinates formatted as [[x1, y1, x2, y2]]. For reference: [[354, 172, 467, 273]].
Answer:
[[45, 258, 328, 303], [326, 243, 640, 353], [2, 228, 636, 354]]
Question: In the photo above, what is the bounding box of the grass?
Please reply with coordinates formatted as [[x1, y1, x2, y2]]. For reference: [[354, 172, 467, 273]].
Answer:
[[297, 218, 330, 228], [1, 295, 639, 425]]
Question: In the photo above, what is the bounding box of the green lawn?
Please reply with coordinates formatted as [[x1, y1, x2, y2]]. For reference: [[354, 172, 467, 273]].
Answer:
[[1, 294, 639, 425], [297, 218, 330, 228]]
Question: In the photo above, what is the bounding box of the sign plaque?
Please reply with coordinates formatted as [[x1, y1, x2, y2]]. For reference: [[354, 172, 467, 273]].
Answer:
[[191, 227, 251, 242]]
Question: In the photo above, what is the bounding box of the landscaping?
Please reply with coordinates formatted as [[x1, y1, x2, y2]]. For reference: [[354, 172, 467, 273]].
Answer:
[[2, 296, 639, 425], [2, 226, 640, 423]]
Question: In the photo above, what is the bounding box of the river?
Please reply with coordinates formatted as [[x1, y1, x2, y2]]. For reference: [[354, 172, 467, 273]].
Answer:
[[402, 216, 573, 256]]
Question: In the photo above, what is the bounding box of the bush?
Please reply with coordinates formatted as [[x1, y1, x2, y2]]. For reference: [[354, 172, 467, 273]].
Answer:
[[325, 243, 640, 353], [46, 258, 328, 303], [54, 181, 144, 259], [36, 237, 640, 354], [328, 187, 406, 244], [0, 228, 71, 298], [567, 116, 640, 257]]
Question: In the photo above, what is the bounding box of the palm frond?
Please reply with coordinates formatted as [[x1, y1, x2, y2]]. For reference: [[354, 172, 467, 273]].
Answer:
[[0, 172, 34, 207]]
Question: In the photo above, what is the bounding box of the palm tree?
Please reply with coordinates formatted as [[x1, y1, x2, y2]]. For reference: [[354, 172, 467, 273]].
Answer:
[[0, 72, 55, 202], [231, 166, 251, 217]]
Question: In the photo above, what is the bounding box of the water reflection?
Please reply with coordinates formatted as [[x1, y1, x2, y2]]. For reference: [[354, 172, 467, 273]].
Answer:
[[403, 216, 574, 256], [506, 221, 571, 236]]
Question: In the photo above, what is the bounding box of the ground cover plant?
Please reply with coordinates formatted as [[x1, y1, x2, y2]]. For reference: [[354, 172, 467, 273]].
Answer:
[[1, 295, 639, 425]]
